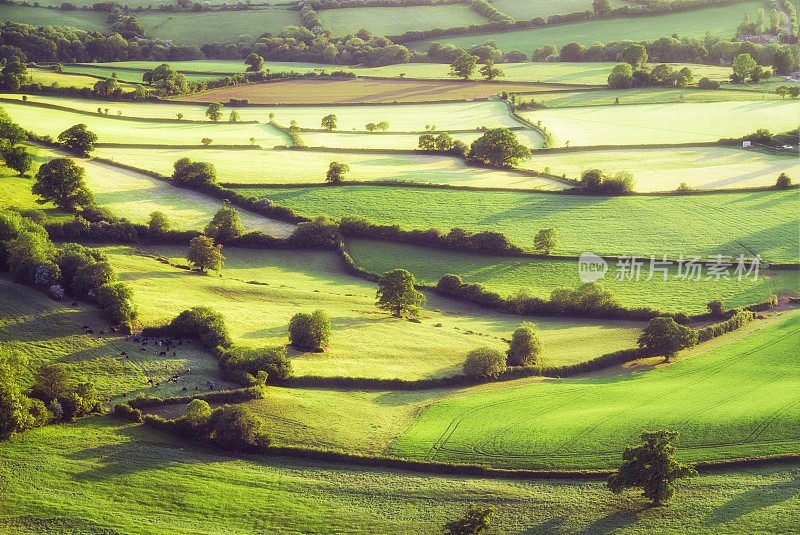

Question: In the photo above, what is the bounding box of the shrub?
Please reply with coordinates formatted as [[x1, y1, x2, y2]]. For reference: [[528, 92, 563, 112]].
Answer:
[[287, 216, 339, 249], [219, 346, 292, 382], [507, 322, 542, 366], [288, 310, 331, 351], [638, 317, 698, 362], [707, 300, 725, 317], [169, 306, 232, 348], [463, 347, 507, 378], [775, 173, 791, 189], [697, 77, 720, 89], [112, 403, 142, 422]]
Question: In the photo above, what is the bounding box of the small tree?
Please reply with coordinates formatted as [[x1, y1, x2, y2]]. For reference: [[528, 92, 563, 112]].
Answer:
[[376, 121, 389, 131], [57, 124, 97, 156], [365, 122, 377, 132], [637, 317, 698, 362], [775, 173, 791, 188], [507, 322, 542, 366], [325, 161, 350, 184], [321, 114, 337, 131], [148, 211, 170, 234], [32, 158, 94, 212], [201, 138, 213, 146], [30, 364, 74, 403], [418, 133, 436, 150], [731, 53, 756, 83], [205, 102, 222, 122], [467, 128, 531, 167], [533, 228, 557, 254], [228, 110, 240, 123], [463, 347, 507, 378], [244, 52, 264, 72], [177, 113, 184, 120], [620, 44, 648, 69], [187, 235, 225, 273], [788, 86, 800, 99], [592, 0, 612, 15], [204, 204, 244, 242], [376, 269, 426, 317], [443, 504, 494, 535], [479, 59, 503, 81], [2, 145, 33, 176], [288, 310, 331, 350], [707, 299, 725, 317], [607, 63, 634, 89], [608, 430, 697, 507], [449, 53, 479, 80]]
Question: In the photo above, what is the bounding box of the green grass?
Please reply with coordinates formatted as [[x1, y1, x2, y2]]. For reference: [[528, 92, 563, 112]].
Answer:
[[0, 101, 288, 146], [318, 5, 488, 36], [346, 239, 799, 314], [520, 100, 800, 147], [230, 185, 800, 263], [406, 2, 765, 52], [58, 65, 214, 84], [391, 310, 800, 469], [88, 59, 335, 73], [300, 129, 544, 149], [135, 8, 300, 46], [2, 417, 799, 534], [0, 5, 109, 31], [492, 0, 626, 19], [530, 87, 783, 108], [517, 146, 800, 191], [106, 245, 641, 379], [92, 146, 567, 189], [27, 68, 137, 90]]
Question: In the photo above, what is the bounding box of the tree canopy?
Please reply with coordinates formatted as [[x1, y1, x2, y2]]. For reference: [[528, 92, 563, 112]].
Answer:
[[449, 53, 479, 80], [376, 268, 426, 317], [32, 158, 94, 212], [187, 236, 225, 273], [57, 124, 97, 156], [467, 128, 531, 167], [637, 317, 697, 362]]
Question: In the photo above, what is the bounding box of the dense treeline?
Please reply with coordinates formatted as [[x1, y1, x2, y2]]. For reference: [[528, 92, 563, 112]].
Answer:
[[307, 0, 461, 8], [468, 0, 514, 24]]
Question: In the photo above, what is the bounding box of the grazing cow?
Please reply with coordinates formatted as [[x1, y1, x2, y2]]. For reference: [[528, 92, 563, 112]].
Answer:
[[98, 330, 105, 335], [178, 340, 183, 346], [159, 351, 167, 357], [87, 330, 93, 335], [82, 325, 90, 330], [172, 352, 176, 356], [139, 348, 146, 352], [72, 302, 78, 306]]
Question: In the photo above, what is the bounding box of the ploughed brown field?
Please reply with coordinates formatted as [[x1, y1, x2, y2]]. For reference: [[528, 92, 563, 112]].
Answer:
[[172, 77, 584, 104]]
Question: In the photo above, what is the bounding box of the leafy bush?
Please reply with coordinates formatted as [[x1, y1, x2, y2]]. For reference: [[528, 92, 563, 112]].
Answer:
[[288, 310, 331, 351], [507, 322, 542, 366], [169, 306, 232, 348], [463, 347, 507, 378]]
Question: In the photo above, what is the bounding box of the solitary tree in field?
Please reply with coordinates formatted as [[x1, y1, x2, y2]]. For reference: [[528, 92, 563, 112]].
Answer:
[[57, 124, 97, 156], [479, 59, 504, 81], [288, 310, 331, 350], [204, 204, 244, 243], [228, 110, 240, 123], [775, 173, 791, 188], [620, 44, 648, 69], [376, 268, 426, 317], [463, 347, 506, 378], [608, 430, 697, 507], [376, 121, 389, 131], [533, 228, 557, 254], [32, 158, 94, 212], [244, 52, 264, 72], [731, 53, 757, 83], [321, 114, 337, 131], [187, 235, 225, 273], [176, 113, 184, 120], [2, 145, 33, 176], [325, 161, 350, 184], [205, 102, 223, 122], [449, 53, 479, 80], [637, 317, 698, 362], [201, 138, 213, 146], [467, 128, 531, 167], [148, 211, 170, 234], [365, 122, 377, 132], [443, 504, 494, 535], [506, 322, 542, 366], [172, 158, 217, 186]]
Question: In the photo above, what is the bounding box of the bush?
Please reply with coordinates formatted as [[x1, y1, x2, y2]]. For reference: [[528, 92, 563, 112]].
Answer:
[[218, 346, 292, 382], [775, 173, 791, 189], [287, 216, 339, 249], [507, 322, 542, 366], [463, 347, 507, 378], [112, 403, 142, 422], [288, 310, 331, 351], [169, 306, 232, 348], [697, 77, 720, 89], [707, 300, 725, 317]]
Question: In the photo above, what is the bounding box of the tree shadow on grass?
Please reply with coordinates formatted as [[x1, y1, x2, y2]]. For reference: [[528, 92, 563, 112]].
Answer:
[[704, 474, 800, 526]]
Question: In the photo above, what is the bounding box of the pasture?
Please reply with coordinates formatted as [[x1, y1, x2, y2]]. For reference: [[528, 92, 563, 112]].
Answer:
[[530, 87, 783, 108], [300, 129, 544, 149], [91, 146, 567, 190], [106, 246, 641, 379], [521, 101, 800, 147], [346, 240, 799, 314], [231, 186, 800, 262], [58, 64, 214, 84], [518, 146, 800, 191], [26, 68, 137, 90], [0, 5, 108, 31], [406, 2, 762, 52], [492, 0, 626, 19], [391, 311, 800, 469], [319, 5, 487, 36], [3, 419, 799, 534]]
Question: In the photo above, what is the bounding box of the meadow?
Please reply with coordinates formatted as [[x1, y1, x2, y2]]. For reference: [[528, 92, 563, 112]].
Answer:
[[58, 64, 215, 84], [0, 5, 108, 32], [91, 146, 567, 190], [406, 2, 763, 52], [520, 100, 800, 146], [346, 240, 799, 314], [27, 68, 138, 90], [106, 246, 642, 379], [319, 4, 487, 36], [300, 129, 544, 149], [529, 87, 782, 108], [2, 418, 798, 534], [391, 311, 800, 469], [231, 185, 800, 262], [492, 0, 626, 19]]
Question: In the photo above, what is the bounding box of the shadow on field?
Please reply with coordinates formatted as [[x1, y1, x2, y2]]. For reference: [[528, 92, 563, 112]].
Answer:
[[704, 475, 800, 526]]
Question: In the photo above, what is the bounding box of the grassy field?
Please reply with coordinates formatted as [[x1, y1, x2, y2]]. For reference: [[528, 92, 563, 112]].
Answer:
[[231, 185, 800, 263], [107, 246, 641, 379], [0, 102, 288, 146], [59, 64, 215, 84], [91, 147, 567, 189], [2, 418, 799, 534], [135, 8, 300, 46], [528, 87, 783, 108], [520, 100, 800, 146], [391, 310, 800, 469], [27, 68, 137, 90], [406, 2, 764, 52], [0, 5, 108, 31], [319, 5, 487, 36], [300, 129, 544, 149], [518, 146, 800, 191], [493, 0, 626, 19], [88, 60, 335, 73], [346, 240, 799, 314]]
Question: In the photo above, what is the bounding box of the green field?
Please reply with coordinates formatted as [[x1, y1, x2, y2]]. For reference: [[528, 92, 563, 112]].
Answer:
[[392, 310, 800, 469], [518, 146, 800, 191], [2, 418, 799, 534], [134, 7, 300, 46], [346, 240, 799, 314], [107, 246, 641, 379], [493, 0, 626, 19], [58, 65, 215, 84], [529, 87, 782, 108], [300, 129, 543, 149], [27, 68, 137, 90], [231, 186, 800, 262], [407, 2, 764, 52], [92, 146, 567, 189], [0, 5, 108, 31], [319, 4, 487, 36], [521, 101, 800, 147]]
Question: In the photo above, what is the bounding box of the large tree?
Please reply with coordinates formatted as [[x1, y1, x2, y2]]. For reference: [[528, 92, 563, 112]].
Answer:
[[479, 59, 503, 81], [506, 322, 542, 366], [288, 310, 331, 350], [32, 158, 94, 211], [204, 204, 244, 243], [321, 114, 337, 131], [607, 63, 634, 89], [449, 53, 479, 80], [187, 236, 225, 273], [148, 211, 170, 234], [0, 59, 27, 90], [467, 128, 531, 167], [463, 347, 507, 378], [608, 430, 697, 507], [205, 103, 223, 122], [2, 145, 33, 176], [637, 317, 698, 362], [620, 44, 648, 69], [244, 53, 264, 72], [376, 268, 426, 317], [325, 161, 350, 184], [171, 157, 217, 187], [57, 124, 97, 156], [731, 53, 757, 83]]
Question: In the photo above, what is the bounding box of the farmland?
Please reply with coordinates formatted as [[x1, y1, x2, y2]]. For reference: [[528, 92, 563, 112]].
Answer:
[[232, 186, 800, 262], [391, 311, 800, 469], [492, 0, 626, 19], [319, 5, 487, 37]]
